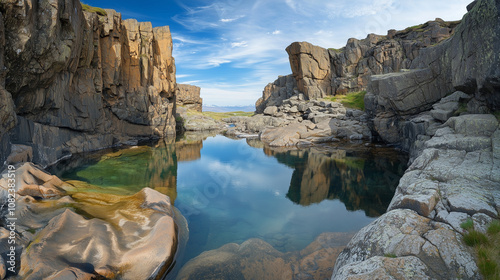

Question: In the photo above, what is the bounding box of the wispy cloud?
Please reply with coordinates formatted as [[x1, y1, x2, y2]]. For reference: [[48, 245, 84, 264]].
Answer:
[[171, 0, 470, 106]]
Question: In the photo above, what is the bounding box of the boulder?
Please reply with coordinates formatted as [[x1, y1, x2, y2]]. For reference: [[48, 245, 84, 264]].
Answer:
[[263, 106, 279, 116]]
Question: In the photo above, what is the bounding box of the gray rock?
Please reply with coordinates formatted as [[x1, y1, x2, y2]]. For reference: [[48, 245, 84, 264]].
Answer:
[[472, 213, 493, 234], [333, 256, 432, 280], [263, 106, 279, 116], [446, 114, 499, 137]]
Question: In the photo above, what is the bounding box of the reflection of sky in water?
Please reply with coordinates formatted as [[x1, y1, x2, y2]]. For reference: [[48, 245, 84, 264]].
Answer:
[[51, 133, 406, 270], [175, 135, 377, 262]]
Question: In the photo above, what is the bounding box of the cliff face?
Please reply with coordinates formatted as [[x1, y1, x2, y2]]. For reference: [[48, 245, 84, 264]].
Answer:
[[366, 0, 500, 146], [177, 84, 203, 112], [0, 0, 177, 166], [256, 19, 458, 112]]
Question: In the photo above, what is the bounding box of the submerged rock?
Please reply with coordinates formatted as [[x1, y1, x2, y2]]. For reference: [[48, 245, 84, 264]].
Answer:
[[177, 232, 353, 280]]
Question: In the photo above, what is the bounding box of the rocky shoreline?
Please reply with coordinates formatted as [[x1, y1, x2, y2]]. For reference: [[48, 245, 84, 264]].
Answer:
[[0, 0, 498, 279]]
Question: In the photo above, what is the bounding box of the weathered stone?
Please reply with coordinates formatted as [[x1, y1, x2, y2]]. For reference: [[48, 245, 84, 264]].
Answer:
[[256, 75, 296, 113], [332, 209, 480, 280], [0, 0, 177, 167], [263, 106, 279, 116], [287, 42, 331, 99], [333, 256, 432, 280], [446, 114, 499, 137], [177, 84, 202, 112]]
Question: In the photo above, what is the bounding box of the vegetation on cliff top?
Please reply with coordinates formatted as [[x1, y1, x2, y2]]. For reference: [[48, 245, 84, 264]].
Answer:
[[461, 219, 500, 279], [81, 3, 107, 16], [325, 91, 366, 111]]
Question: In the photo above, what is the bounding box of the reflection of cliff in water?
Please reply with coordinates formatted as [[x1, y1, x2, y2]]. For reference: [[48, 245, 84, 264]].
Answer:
[[266, 145, 407, 217]]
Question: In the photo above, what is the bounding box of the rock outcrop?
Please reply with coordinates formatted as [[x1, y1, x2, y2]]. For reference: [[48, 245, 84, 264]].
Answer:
[[255, 75, 296, 114], [0, 162, 182, 279], [231, 94, 371, 146], [0, 0, 177, 167], [256, 18, 459, 110], [365, 0, 500, 146], [177, 84, 203, 112], [331, 1, 500, 279]]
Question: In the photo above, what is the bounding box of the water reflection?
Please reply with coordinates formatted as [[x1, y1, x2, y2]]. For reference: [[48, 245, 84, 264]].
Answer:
[[50, 133, 408, 278], [265, 146, 407, 217]]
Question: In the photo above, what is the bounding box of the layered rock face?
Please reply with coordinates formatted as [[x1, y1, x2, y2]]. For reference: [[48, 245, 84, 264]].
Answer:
[[256, 18, 459, 110], [0, 0, 177, 166], [177, 84, 203, 112], [331, 1, 500, 279], [366, 0, 500, 145]]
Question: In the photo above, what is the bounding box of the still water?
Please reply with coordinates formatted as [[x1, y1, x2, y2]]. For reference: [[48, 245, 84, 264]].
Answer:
[[49, 132, 407, 277]]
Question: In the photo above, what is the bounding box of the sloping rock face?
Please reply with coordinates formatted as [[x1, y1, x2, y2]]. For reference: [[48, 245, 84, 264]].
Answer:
[[0, 163, 181, 279], [177, 84, 203, 112], [0, 0, 177, 166], [366, 0, 500, 145]]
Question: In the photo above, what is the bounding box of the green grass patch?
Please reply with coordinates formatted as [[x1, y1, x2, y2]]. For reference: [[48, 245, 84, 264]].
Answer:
[[325, 91, 366, 111], [463, 230, 488, 246], [461, 218, 474, 231], [81, 3, 107, 16], [463, 219, 500, 280], [384, 253, 397, 258], [404, 23, 426, 33], [187, 110, 254, 121], [487, 220, 500, 235], [328, 47, 344, 53]]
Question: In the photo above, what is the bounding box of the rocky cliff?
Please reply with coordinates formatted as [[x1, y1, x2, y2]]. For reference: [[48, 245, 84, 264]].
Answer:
[[256, 18, 459, 112], [0, 0, 177, 167], [177, 84, 203, 112], [331, 0, 500, 279]]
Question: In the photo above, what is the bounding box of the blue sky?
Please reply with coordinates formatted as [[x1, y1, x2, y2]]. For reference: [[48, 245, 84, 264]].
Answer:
[[83, 0, 470, 107]]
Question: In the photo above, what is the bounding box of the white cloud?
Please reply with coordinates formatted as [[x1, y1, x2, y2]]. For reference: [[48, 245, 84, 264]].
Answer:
[[171, 0, 470, 106], [231, 41, 248, 48]]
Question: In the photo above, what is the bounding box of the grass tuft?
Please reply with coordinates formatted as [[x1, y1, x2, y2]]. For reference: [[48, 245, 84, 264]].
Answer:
[[384, 253, 397, 258], [325, 91, 366, 111], [81, 3, 107, 16], [487, 220, 500, 235], [462, 219, 500, 279], [463, 230, 488, 246], [460, 218, 474, 231]]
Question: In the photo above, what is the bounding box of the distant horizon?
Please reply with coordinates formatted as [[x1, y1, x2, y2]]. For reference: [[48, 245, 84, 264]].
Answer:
[[83, 0, 470, 106]]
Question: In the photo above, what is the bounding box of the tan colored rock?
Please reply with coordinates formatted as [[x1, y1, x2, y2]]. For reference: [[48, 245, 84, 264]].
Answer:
[[287, 42, 332, 99], [177, 84, 203, 112], [0, 1, 178, 166]]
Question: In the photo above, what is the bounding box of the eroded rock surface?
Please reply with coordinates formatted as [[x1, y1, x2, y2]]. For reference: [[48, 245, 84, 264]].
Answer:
[[177, 84, 203, 112], [0, 163, 182, 280], [0, 0, 177, 166]]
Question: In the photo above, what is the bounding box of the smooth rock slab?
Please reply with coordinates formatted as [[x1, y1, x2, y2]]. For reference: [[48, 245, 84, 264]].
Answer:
[[333, 256, 432, 280], [332, 209, 479, 280], [19, 188, 178, 280]]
